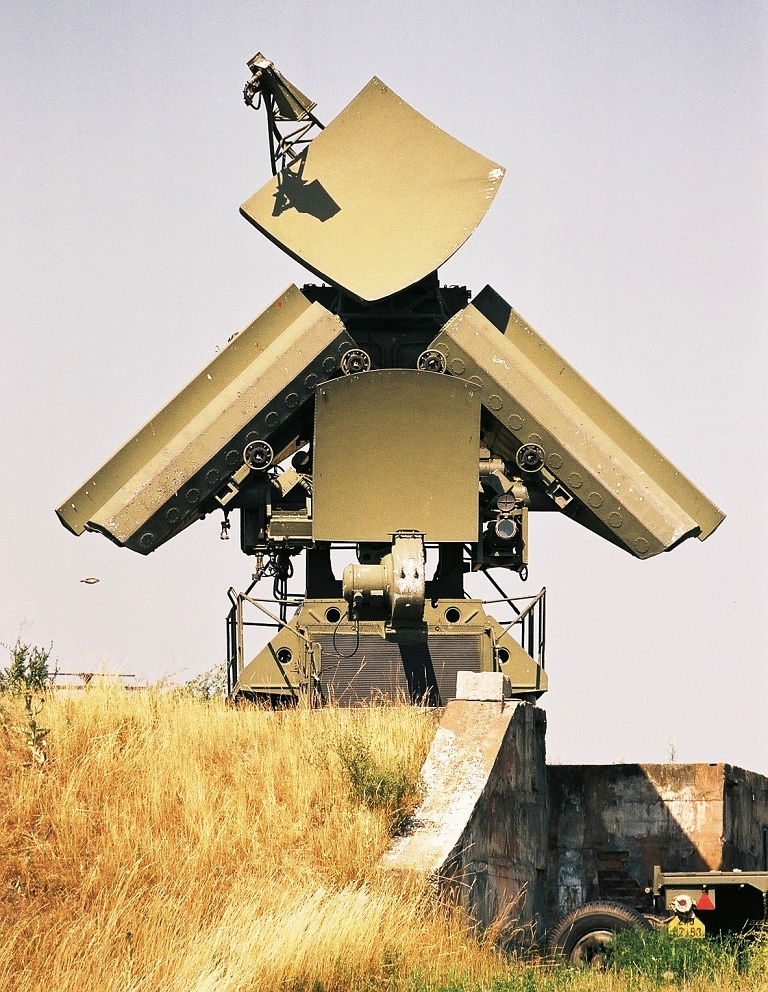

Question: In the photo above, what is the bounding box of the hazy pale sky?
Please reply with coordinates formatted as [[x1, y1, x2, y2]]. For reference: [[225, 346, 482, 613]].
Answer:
[[2, 1, 766, 770]]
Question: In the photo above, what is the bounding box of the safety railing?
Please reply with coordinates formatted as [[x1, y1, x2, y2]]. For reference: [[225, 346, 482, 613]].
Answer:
[[481, 586, 546, 671], [225, 587, 304, 696]]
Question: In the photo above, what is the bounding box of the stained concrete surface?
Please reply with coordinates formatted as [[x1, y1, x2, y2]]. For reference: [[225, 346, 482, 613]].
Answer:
[[382, 679, 768, 943], [547, 763, 768, 924], [382, 693, 548, 942]]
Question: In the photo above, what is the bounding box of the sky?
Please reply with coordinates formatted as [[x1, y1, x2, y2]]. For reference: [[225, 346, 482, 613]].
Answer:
[[1, 1, 766, 770]]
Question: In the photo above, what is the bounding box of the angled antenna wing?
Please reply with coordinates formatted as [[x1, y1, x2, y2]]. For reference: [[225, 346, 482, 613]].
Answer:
[[429, 287, 724, 558], [57, 287, 354, 554]]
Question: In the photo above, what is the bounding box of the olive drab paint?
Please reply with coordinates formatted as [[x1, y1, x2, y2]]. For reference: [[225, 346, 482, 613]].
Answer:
[[56, 56, 723, 705]]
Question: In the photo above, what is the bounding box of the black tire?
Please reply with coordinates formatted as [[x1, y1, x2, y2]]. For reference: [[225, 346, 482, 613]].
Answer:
[[547, 901, 651, 968]]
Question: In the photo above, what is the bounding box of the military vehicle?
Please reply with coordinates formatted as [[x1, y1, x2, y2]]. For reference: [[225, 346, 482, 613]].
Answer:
[[57, 55, 723, 705], [548, 868, 768, 967]]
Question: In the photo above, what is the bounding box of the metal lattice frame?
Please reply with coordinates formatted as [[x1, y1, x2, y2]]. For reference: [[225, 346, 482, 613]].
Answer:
[[244, 54, 324, 175]]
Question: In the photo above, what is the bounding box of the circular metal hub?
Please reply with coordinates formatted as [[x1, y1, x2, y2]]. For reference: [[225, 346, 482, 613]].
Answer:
[[569, 930, 614, 969], [243, 439, 274, 471], [515, 442, 546, 473], [416, 349, 447, 373], [340, 349, 371, 375]]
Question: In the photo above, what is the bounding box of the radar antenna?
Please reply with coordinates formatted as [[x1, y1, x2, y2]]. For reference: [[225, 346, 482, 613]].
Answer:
[[57, 55, 724, 709], [243, 53, 324, 175]]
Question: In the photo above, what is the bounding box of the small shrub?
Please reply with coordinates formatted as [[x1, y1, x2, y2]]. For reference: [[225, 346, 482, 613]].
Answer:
[[0, 637, 56, 694], [184, 662, 228, 699], [335, 730, 423, 834], [0, 639, 57, 766], [19, 692, 51, 765]]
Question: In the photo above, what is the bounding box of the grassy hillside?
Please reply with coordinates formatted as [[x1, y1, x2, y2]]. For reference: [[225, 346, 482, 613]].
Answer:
[[1, 686, 766, 991]]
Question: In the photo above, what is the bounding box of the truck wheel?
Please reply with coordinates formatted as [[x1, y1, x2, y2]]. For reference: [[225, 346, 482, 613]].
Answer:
[[547, 901, 651, 968]]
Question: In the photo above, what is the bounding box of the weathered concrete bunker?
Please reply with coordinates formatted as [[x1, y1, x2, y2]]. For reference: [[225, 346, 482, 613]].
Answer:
[[382, 673, 548, 941], [548, 762, 768, 926], [384, 686, 768, 943]]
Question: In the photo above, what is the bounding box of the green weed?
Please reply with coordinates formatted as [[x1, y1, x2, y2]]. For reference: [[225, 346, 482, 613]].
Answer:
[[609, 926, 743, 982], [183, 661, 228, 699], [0, 636, 56, 693], [335, 730, 423, 834], [0, 638, 56, 766]]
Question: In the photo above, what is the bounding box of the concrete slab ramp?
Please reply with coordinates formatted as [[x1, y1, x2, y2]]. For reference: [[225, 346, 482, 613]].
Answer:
[[382, 675, 547, 945]]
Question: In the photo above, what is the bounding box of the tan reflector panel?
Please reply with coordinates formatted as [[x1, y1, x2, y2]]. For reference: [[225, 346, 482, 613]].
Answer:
[[240, 78, 504, 303], [429, 289, 724, 559], [57, 287, 352, 554], [312, 369, 481, 542]]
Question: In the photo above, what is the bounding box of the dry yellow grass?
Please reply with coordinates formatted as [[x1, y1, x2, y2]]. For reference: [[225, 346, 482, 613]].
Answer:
[[0, 686, 503, 991], [1, 686, 767, 992]]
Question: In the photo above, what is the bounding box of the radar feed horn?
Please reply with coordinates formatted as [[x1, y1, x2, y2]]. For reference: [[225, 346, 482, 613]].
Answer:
[[243, 53, 324, 175]]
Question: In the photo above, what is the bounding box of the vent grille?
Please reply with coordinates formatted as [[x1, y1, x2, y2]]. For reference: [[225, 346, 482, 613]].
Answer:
[[317, 634, 484, 706]]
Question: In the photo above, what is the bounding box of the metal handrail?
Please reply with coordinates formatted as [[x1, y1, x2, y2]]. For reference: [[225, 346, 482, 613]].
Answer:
[[486, 587, 546, 670], [225, 573, 547, 695], [226, 586, 311, 695]]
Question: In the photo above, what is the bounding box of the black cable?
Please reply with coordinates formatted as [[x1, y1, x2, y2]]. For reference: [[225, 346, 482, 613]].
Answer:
[[332, 608, 360, 659]]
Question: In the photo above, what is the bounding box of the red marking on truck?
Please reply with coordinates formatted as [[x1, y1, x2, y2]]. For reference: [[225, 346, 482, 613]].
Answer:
[[696, 891, 715, 910]]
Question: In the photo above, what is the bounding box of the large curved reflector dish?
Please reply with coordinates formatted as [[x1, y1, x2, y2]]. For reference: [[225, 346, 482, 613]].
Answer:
[[240, 78, 505, 302]]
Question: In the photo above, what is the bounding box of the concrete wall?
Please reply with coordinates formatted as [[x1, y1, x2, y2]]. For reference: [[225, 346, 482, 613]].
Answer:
[[441, 701, 548, 943], [547, 763, 768, 927], [383, 683, 548, 945], [384, 689, 768, 943], [722, 765, 768, 871]]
